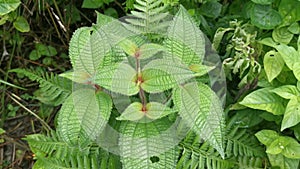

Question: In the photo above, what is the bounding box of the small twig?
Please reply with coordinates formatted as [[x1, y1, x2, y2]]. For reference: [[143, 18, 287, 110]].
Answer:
[[8, 94, 52, 132]]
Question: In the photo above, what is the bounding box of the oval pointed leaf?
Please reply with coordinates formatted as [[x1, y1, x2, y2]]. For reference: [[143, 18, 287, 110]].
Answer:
[[264, 50, 284, 82], [281, 96, 300, 131], [174, 82, 225, 158], [240, 88, 285, 115], [293, 62, 300, 81], [119, 119, 179, 168], [272, 27, 293, 44], [145, 102, 174, 120], [94, 63, 139, 96], [165, 5, 205, 64], [271, 85, 299, 99], [139, 43, 165, 60], [250, 4, 282, 30], [116, 102, 144, 121], [13, 16, 30, 32], [0, 0, 20, 15], [255, 129, 279, 146], [57, 89, 112, 145]]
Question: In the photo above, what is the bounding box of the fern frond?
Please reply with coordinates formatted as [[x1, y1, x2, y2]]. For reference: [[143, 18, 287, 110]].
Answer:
[[26, 132, 121, 169], [125, 0, 170, 34], [177, 112, 268, 169], [10, 68, 71, 106]]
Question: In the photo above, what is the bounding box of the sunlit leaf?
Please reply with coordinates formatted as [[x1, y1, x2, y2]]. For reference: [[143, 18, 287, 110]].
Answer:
[[271, 85, 299, 99], [240, 88, 285, 115], [281, 96, 300, 131], [264, 50, 284, 82], [0, 0, 20, 16], [13, 16, 30, 32]]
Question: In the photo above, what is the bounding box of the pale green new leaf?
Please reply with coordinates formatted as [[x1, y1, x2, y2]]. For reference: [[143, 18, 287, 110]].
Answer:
[[174, 82, 225, 158], [264, 50, 284, 82], [281, 96, 300, 131], [255, 130, 279, 146], [145, 102, 174, 119], [94, 63, 139, 96], [276, 44, 299, 70], [240, 88, 285, 115], [116, 102, 144, 121], [57, 89, 112, 145], [293, 62, 300, 81], [119, 118, 179, 169], [0, 0, 20, 16], [271, 85, 299, 99], [165, 5, 205, 64]]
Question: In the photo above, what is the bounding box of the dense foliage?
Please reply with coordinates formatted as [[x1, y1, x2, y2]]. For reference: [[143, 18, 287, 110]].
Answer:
[[1, 0, 300, 168]]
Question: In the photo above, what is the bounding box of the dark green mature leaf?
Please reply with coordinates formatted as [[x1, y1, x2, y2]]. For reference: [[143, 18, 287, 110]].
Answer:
[[13, 16, 30, 32], [0, 0, 20, 15], [263, 50, 284, 82], [279, 0, 300, 26], [199, 1, 222, 19], [82, 0, 105, 9], [119, 118, 179, 169], [250, 4, 282, 29], [281, 96, 300, 131], [166, 5, 205, 65], [240, 88, 285, 115], [174, 82, 225, 158], [57, 89, 112, 145]]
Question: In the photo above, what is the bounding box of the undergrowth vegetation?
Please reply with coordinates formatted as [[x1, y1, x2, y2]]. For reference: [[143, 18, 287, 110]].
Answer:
[[1, 0, 300, 168]]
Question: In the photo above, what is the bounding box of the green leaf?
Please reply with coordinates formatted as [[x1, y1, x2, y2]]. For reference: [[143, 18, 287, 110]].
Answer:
[[145, 102, 174, 120], [69, 26, 115, 75], [259, 37, 278, 48], [57, 89, 112, 145], [199, 1, 222, 19], [255, 129, 279, 146], [59, 71, 91, 84], [276, 44, 299, 70], [272, 27, 293, 44], [251, 0, 274, 5], [118, 38, 138, 56], [288, 22, 300, 34], [271, 85, 299, 99], [250, 4, 282, 30], [116, 102, 144, 121], [117, 102, 174, 121], [96, 11, 114, 26], [0, 0, 21, 16], [282, 136, 300, 159], [141, 58, 194, 93], [94, 63, 139, 96], [0, 128, 5, 135], [138, 43, 165, 60], [268, 154, 300, 169], [13, 16, 30, 32], [266, 138, 285, 155], [264, 50, 284, 82], [281, 96, 300, 131], [29, 50, 41, 61], [81, 0, 103, 9], [240, 88, 285, 115], [165, 5, 205, 64], [174, 82, 225, 158], [36, 44, 57, 57], [293, 62, 300, 81], [212, 27, 234, 50], [119, 118, 179, 169], [279, 0, 300, 26]]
